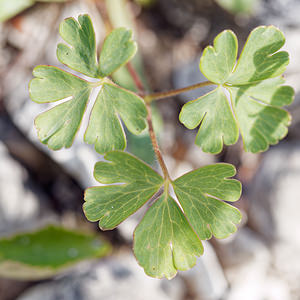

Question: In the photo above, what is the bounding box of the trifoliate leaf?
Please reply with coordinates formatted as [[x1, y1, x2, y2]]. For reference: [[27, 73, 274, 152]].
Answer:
[[180, 26, 294, 153], [84, 83, 147, 154], [134, 193, 203, 279], [83, 151, 163, 229], [30, 16, 147, 153], [29, 66, 92, 150], [98, 28, 137, 77], [84, 151, 242, 278], [57, 14, 137, 78], [172, 164, 242, 240], [0, 225, 110, 280], [179, 87, 238, 154], [57, 14, 99, 78]]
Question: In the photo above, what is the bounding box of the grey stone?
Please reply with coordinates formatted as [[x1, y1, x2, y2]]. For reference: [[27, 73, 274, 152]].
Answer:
[[219, 228, 271, 300], [180, 241, 228, 300], [246, 143, 300, 299], [17, 252, 185, 300], [0, 142, 40, 234]]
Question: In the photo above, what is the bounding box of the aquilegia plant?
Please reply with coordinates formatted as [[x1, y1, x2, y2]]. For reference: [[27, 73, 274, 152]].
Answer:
[[29, 15, 294, 279]]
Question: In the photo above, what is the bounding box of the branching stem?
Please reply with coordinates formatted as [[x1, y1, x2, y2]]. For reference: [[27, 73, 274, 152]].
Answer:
[[126, 62, 171, 181], [146, 102, 171, 181], [144, 81, 214, 103]]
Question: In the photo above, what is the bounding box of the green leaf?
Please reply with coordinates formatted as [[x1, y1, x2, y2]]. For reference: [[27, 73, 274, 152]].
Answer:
[[84, 83, 147, 154], [179, 87, 239, 154], [134, 193, 203, 279], [227, 26, 289, 85], [30, 16, 145, 153], [29, 65, 90, 103], [199, 30, 237, 84], [228, 77, 293, 152], [172, 164, 242, 240], [0, 225, 110, 280], [99, 28, 137, 77], [83, 151, 163, 229], [29, 66, 92, 150], [181, 26, 294, 153], [57, 15, 99, 78], [57, 15, 137, 78], [84, 151, 241, 278]]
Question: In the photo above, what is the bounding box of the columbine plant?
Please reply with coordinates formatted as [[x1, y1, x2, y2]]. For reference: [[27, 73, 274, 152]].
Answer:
[[29, 14, 294, 279]]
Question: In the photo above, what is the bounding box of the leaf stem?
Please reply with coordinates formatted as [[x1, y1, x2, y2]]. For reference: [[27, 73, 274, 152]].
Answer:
[[146, 102, 171, 181], [144, 81, 214, 103], [126, 62, 171, 181], [127, 62, 146, 95]]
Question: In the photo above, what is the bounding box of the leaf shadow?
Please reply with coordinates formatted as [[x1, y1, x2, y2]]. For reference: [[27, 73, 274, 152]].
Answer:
[[234, 86, 290, 152], [251, 40, 288, 83]]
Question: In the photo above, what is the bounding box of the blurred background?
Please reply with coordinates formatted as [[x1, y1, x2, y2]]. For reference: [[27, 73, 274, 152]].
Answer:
[[0, 0, 300, 299]]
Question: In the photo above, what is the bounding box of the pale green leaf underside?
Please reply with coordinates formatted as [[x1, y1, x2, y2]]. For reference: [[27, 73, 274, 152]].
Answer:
[[30, 65, 147, 152], [179, 88, 239, 154], [57, 14, 137, 78], [83, 151, 163, 229], [84, 83, 147, 154], [182, 26, 294, 154], [29, 65, 90, 103], [173, 164, 241, 240], [0, 225, 110, 280], [29, 66, 91, 150], [134, 193, 203, 279]]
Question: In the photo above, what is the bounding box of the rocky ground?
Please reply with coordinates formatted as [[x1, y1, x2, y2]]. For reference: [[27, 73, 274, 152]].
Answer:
[[0, 0, 300, 299]]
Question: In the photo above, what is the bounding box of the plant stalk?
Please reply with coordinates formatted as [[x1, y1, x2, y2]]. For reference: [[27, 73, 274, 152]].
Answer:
[[144, 81, 214, 103], [146, 102, 171, 181], [126, 62, 171, 181]]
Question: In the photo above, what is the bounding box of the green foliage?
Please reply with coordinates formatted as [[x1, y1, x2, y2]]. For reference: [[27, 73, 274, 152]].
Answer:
[[57, 15, 137, 78], [180, 26, 294, 153], [84, 151, 242, 278], [173, 164, 241, 240], [83, 151, 163, 229], [180, 87, 238, 154], [84, 83, 147, 154], [30, 66, 92, 149], [29, 14, 146, 153], [29, 15, 294, 280], [134, 192, 203, 279], [0, 225, 110, 280], [57, 15, 99, 78]]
